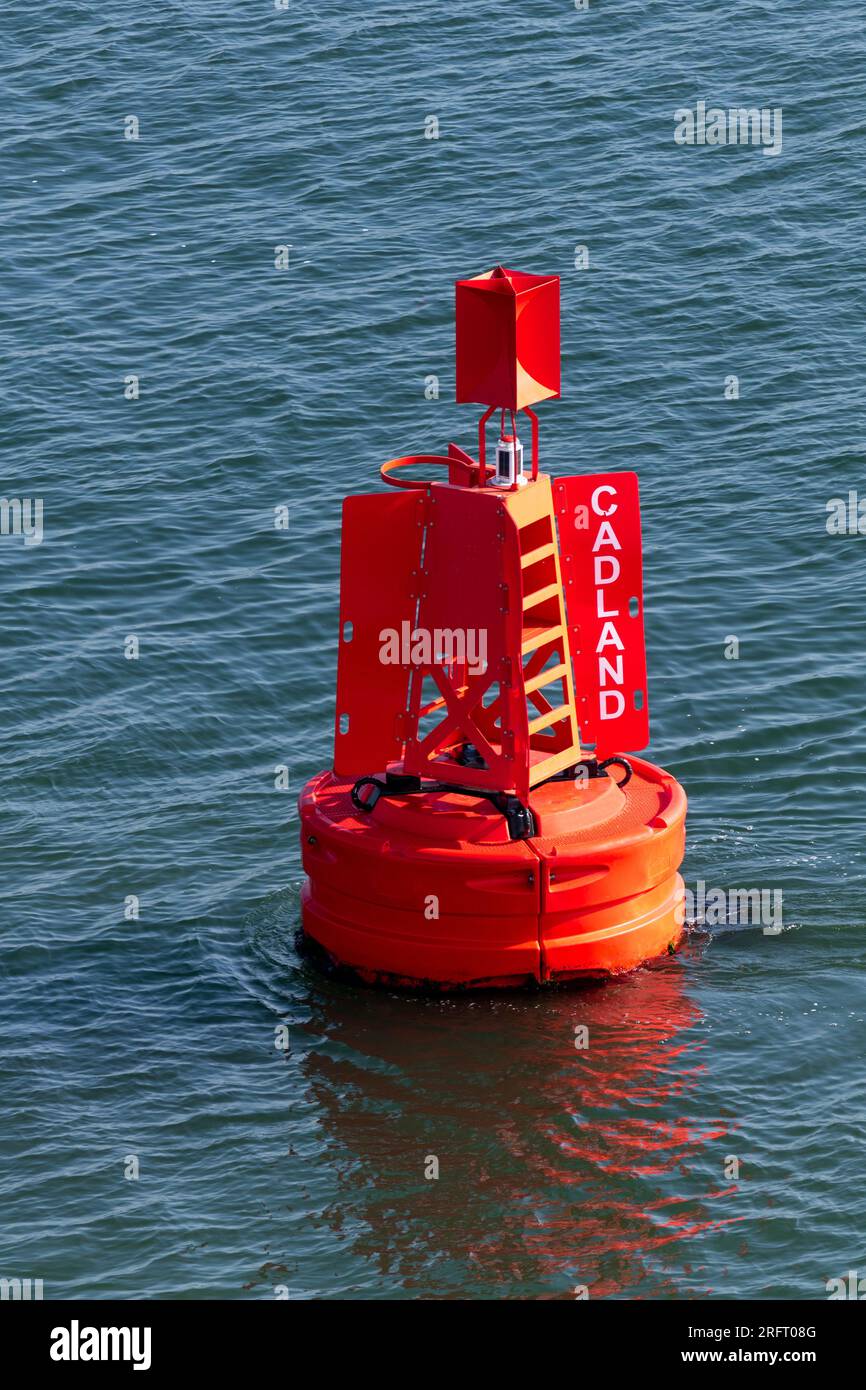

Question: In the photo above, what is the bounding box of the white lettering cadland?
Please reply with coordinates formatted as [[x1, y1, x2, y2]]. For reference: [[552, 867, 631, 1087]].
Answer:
[[554, 472, 649, 754]]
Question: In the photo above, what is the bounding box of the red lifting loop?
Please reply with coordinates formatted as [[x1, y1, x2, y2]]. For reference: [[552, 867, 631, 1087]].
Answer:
[[380, 453, 481, 489]]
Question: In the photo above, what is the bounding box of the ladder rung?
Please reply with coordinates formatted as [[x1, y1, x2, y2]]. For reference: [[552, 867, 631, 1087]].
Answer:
[[528, 705, 571, 735], [522, 582, 561, 613], [523, 661, 568, 695], [521, 624, 563, 655], [530, 747, 582, 784], [520, 542, 556, 570]]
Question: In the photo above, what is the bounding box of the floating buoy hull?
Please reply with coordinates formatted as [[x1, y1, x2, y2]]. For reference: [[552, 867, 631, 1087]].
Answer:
[[299, 755, 686, 991]]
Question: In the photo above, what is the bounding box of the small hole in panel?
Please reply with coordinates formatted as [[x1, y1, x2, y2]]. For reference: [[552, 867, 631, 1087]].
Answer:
[[633, 689, 644, 711], [629, 596, 639, 618], [342, 620, 353, 642], [339, 713, 350, 735]]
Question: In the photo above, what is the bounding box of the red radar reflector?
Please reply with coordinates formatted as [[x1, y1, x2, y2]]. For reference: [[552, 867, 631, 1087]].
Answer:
[[455, 265, 560, 412], [554, 472, 649, 755]]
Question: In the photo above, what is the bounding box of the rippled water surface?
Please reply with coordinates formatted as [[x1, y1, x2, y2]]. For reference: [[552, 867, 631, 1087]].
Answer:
[[2, 0, 865, 1299]]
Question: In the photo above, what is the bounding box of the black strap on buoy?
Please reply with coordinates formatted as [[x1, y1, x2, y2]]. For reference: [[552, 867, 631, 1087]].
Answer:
[[351, 772, 422, 812], [350, 772, 537, 841], [536, 754, 633, 790], [352, 750, 632, 827], [350, 749, 633, 836], [598, 756, 633, 787]]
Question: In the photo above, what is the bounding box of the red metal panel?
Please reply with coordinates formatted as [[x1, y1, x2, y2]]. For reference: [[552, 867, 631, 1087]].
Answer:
[[402, 484, 529, 797], [333, 490, 425, 777], [553, 472, 650, 755]]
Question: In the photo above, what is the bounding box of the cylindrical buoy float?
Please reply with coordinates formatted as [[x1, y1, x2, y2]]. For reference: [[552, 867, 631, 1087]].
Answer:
[[299, 265, 687, 989]]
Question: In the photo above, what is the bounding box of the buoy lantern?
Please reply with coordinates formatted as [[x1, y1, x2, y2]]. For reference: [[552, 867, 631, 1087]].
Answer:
[[299, 266, 687, 990]]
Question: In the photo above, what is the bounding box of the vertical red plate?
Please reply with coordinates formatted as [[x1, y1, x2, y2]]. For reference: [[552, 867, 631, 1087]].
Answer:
[[553, 472, 650, 756], [334, 490, 425, 777]]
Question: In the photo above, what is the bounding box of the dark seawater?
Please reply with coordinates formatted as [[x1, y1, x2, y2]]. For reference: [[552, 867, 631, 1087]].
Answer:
[[2, 0, 865, 1299]]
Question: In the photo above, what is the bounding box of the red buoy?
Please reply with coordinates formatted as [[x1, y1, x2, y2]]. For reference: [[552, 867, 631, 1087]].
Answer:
[[299, 266, 687, 989]]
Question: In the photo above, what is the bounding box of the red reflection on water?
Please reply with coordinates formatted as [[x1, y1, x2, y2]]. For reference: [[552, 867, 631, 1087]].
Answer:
[[298, 949, 743, 1298], [517, 961, 745, 1294]]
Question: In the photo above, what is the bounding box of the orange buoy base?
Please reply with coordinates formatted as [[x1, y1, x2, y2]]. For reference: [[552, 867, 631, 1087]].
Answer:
[[299, 755, 686, 991]]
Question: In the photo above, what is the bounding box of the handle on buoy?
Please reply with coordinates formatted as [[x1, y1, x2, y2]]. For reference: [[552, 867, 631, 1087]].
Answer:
[[351, 777, 385, 811], [380, 453, 490, 489], [598, 756, 633, 788]]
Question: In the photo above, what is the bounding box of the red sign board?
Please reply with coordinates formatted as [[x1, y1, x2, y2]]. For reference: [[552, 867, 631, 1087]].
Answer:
[[553, 472, 649, 755]]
